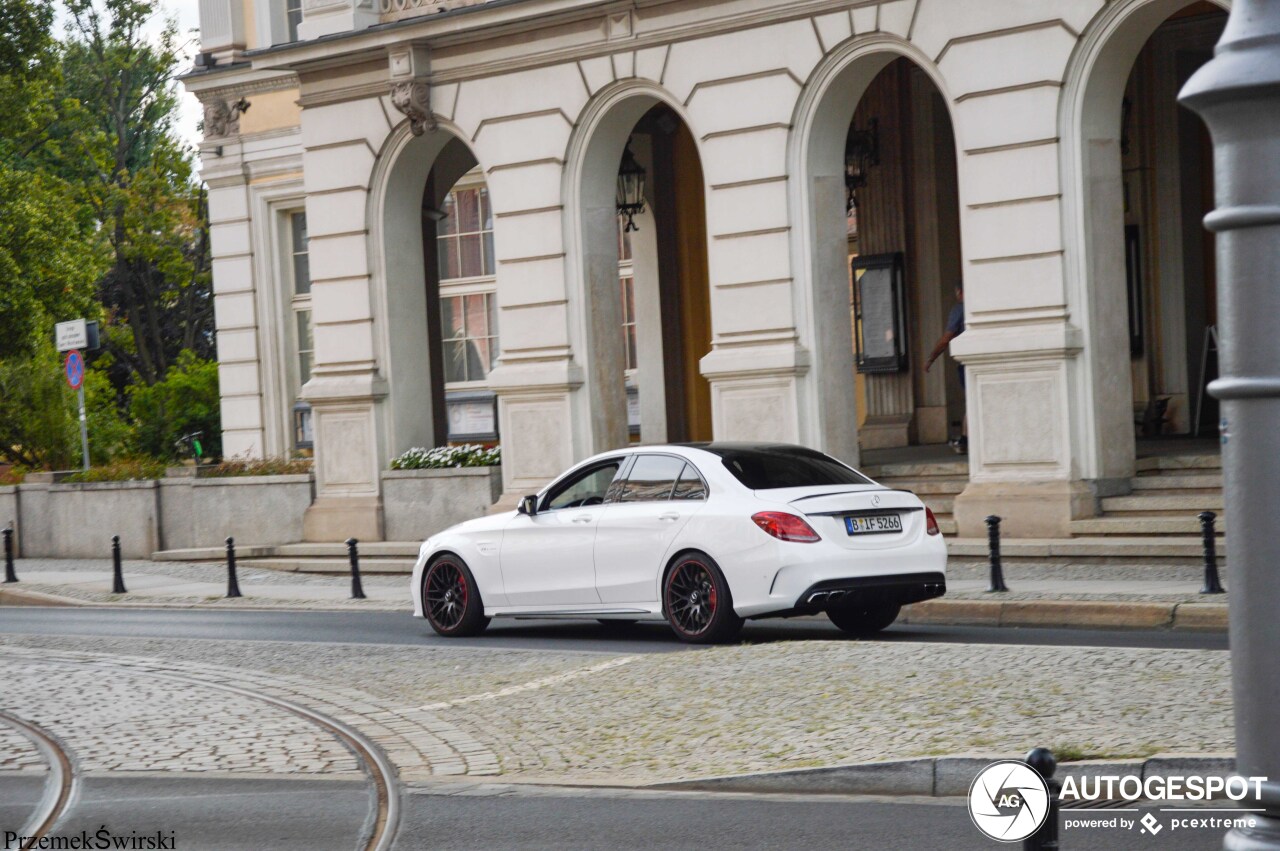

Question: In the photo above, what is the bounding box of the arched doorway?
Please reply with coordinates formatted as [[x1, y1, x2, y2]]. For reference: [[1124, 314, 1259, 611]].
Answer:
[[798, 49, 965, 460], [1069, 0, 1228, 481], [375, 127, 493, 456], [574, 93, 713, 451]]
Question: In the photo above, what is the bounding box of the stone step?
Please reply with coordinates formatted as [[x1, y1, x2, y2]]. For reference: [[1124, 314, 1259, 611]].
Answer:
[[936, 517, 957, 536], [861, 461, 969, 479], [947, 536, 1224, 560], [1136, 453, 1222, 473], [240, 557, 416, 575], [1131, 473, 1222, 491], [920, 496, 955, 515], [153, 541, 423, 562], [875, 479, 968, 496], [1100, 494, 1224, 513], [1068, 516, 1222, 536]]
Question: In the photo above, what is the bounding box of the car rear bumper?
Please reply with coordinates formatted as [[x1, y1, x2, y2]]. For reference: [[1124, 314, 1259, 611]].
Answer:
[[797, 571, 946, 610]]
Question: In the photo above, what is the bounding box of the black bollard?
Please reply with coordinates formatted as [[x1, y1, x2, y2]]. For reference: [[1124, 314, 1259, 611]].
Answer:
[[1023, 747, 1060, 851], [110, 535, 127, 594], [225, 536, 243, 598], [986, 515, 1009, 592], [1198, 511, 1224, 594], [346, 537, 366, 599], [3, 527, 16, 583]]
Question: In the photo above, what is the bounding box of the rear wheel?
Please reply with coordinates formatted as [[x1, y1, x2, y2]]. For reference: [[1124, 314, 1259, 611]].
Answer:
[[827, 603, 901, 637], [663, 553, 743, 644], [423, 556, 490, 637]]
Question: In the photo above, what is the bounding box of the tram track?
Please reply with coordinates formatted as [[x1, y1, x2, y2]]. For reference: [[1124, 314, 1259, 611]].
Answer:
[[0, 710, 78, 851]]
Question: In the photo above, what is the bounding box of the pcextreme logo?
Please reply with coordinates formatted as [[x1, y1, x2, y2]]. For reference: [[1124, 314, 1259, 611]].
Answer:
[[968, 760, 1051, 842]]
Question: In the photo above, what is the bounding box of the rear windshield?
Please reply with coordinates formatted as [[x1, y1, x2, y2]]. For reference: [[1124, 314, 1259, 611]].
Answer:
[[709, 446, 871, 490]]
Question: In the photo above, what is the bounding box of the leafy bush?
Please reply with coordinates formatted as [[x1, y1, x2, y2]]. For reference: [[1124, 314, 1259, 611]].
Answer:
[[201, 457, 312, 478], [0, 466, 26, 485], [62, 457, 166, 483], [128, 350, 221, 461], [390, 444, 500, 470]]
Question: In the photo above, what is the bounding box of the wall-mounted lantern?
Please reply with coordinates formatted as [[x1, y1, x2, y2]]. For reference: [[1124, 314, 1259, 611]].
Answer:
[[616, 140, 647, 233], [844, 117, 880, 214]]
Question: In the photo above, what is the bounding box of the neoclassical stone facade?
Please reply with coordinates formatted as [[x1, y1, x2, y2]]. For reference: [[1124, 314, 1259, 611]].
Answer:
[[185, 0, 1229, 541]]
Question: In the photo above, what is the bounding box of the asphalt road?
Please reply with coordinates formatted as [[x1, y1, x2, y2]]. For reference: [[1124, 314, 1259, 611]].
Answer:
[[0, 777, 1232, 850], [394, 787, 1232, 850], [0, 607, 1229, 652]]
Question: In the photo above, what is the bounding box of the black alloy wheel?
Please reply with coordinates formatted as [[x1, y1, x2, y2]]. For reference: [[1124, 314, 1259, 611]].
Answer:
[[423, 556, 490, 637], [663, 553, 743, 644], [827, 603, 901, 637]]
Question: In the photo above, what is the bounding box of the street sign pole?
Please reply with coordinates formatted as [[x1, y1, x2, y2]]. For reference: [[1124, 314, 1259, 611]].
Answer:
[[78, 385, 89, 472], [63, 349, 88, 471], [1179, 4, 1280, 848]]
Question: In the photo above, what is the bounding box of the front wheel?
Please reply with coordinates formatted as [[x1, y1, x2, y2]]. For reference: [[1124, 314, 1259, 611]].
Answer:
[[827, 603, 901, 637], [663, 553, 743, 644], [422, 556, 490, 637]]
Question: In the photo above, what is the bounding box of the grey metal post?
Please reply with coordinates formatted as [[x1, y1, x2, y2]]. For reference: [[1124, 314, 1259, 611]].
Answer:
[[77, 384, 89, 472], [1198, 511, 1224, 595], [225, 536, 242, 598], [1180, 5, 1280, 846], [985, 515, 1008, 593], [346, 537, 366, 600], [110, 535, 126, 594], [3, 527, 16, 583], [1023, 747, 1060, 851]]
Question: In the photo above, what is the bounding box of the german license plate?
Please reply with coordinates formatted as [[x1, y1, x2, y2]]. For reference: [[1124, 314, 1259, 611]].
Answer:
[[845, 513, 902, 535]]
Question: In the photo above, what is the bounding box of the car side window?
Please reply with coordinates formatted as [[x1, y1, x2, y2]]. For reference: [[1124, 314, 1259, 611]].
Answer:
[[616, 455, 685, 503], [671, 463, 708, 501], [544, 463, 621, 511]]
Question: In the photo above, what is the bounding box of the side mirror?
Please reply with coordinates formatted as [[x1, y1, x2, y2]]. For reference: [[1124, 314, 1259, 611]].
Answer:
[[518, 494, 539, 516]]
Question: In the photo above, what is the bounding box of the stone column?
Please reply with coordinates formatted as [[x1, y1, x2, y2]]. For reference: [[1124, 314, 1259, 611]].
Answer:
[[199, 100, 267, 460], [297, 92, 396, 541]]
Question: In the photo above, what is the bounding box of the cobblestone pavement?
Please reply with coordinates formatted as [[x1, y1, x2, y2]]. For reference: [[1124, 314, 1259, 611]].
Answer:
[[0, 634, 1232, 786], [0, 720, 45, 772]]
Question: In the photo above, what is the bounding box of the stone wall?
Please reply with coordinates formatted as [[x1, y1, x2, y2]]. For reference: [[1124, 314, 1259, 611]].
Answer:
[[16, 481, 162, 559], [160, 474, 315, 550], [382, 467, 504, 542]]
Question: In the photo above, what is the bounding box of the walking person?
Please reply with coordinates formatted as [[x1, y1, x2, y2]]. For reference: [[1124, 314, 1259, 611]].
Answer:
[[926, 282, 967, 454]]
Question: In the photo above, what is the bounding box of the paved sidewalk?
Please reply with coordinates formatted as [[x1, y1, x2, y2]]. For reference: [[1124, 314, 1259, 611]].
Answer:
[[0, 557, 1230, 629]]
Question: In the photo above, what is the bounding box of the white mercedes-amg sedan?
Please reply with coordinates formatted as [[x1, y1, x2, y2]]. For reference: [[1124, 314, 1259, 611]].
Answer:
[[411, 443, 947, 643]]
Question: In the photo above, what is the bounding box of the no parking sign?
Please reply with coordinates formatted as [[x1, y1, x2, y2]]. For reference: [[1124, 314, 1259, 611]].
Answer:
[[65, 349, 85, 390]]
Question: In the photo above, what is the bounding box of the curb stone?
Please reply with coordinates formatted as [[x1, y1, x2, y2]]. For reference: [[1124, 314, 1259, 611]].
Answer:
[[901, 599, 1227, 632], [650, 753, 1239, 797]]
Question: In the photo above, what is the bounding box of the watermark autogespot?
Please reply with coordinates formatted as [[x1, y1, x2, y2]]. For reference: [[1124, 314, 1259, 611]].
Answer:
[[4, 826, 176, 850], [968, 760, 1269, 842]]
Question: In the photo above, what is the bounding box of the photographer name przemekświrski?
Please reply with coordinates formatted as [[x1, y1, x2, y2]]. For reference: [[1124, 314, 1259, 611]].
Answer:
[[4, 827, 177, 850]]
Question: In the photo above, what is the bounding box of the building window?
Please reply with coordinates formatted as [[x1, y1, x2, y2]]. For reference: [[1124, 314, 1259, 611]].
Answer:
[[437, 186, 494, 280], [617, 216, 635, 371], [290, 211, 310, 294], [286, 0, 303, 42], [287, 210, 313, 453], [441, 293, 498, 383]]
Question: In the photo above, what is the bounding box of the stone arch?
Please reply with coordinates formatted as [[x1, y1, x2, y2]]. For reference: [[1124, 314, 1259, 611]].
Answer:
[[367, 119, 489, 456], [562, 80, 713, 455], [1059, 0, 1230, 482], [788, 35, 964, 465]]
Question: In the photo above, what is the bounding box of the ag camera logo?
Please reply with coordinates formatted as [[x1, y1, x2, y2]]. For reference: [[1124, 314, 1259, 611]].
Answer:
[[968, 760, 1051, 842]]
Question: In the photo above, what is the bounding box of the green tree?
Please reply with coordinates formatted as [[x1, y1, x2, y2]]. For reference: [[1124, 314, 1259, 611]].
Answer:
[[128, 351, 221, 461], [59, 0, 214, 386]]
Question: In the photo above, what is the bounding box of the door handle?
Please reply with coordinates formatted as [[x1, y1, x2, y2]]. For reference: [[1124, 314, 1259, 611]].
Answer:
[[571, 514, 594, 524], [658, 512, 679, 522]]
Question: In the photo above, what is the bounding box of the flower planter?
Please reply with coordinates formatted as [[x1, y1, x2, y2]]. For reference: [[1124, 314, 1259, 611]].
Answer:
[[381, 466, 503, 542]]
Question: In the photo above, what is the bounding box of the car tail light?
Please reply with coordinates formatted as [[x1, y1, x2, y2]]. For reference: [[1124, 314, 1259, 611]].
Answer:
[[752, 511, 821, 543], [925, 507, 940, 536]]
